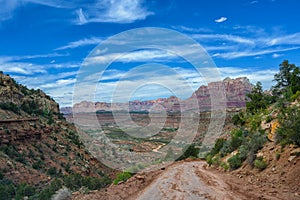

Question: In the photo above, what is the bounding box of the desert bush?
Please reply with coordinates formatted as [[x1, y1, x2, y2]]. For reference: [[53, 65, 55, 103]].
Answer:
[[246, 132, 267, 165], [47, 167, 57, 176], [254, 157, 268, 170], [232, 112, 245, 126], [0, 102, 20, 114], [220, 162, 229, 171], [205, 154, 213, 166], [228, 154, 243, 170], [32, 160, 44, 170], [210, 138, 226, 156], [276, 106, 300, 146], [176, 144, 199, 161], [113, 172, 132, 185]]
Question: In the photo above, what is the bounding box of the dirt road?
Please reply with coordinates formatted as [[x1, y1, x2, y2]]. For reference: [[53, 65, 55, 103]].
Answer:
[[135, 161, 277, 200], [73, 160, 284, 200]]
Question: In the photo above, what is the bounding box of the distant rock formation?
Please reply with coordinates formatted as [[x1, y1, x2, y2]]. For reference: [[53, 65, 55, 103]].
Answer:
[[69, 77, 252, 113]]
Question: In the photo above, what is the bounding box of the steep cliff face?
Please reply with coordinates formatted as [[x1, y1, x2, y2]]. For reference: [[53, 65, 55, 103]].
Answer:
[[189, 77, 252, 109], [70, 77, 252, 113]]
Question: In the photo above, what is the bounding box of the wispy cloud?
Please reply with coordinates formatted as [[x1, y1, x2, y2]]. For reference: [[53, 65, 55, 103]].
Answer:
[[85, 49, 176, 64], [1, 0, 153, 24], [0, 52, 67, 62], [0, 62, 47, 75], [214, 17, 227, 23], [172, 25, 212, 33], [213, 47, 300, 59], [266, 33, 300, 46], [74, 0, 154, 24], [250, 1, 259, 4], [191, 33, 255, 45], [41, 78, 76, 89], [55, 37, 103, 50], [182, 26, 300, 59], [0, 0, 21, 21]]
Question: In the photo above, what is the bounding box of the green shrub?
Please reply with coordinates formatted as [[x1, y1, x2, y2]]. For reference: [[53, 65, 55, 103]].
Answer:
[[205, 154, 213, 166], [47, 167, 57, 176], [291, 91, 300, 101], [232, 113, 245, 126], [113, 172, 132, 185], [220, 141, 233, 157], [210, 138, 226, 156], [230, 129, 244, 150], [238, 145, 248, 161], [220, 162, 229, 171], [246, 132, 267, 164], [63, 173, 111, 191], [176, 144, 199, 161], [32, 160, 44, 170], [254, 157, 268, 170], [15, 183, 35, 198], [276, 106, 300, 147], [228, 154, 243, 170], [0, 102, 20, 114], [211, 154, 221, 166]]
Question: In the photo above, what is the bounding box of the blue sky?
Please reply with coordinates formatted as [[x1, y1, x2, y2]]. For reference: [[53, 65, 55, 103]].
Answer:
[[1, 0, 300, 106]]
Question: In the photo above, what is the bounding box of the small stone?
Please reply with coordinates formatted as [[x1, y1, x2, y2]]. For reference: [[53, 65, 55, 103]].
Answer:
[[136, 175, 145, 180], [291, 148, 300, 156], [288, 155, 297, 162]]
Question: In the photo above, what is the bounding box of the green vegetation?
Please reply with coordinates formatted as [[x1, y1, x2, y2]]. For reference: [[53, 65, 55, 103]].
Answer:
[[0, 102, 20, 114], [227, 154, 243, 170], [273, 60, 300, 97], [205, 128, 267, 170], [176, 144, 200, 161], [276, 106, 300, 146], [0, 173, 111, 200], [254, 157, 268, 171], [206, 60, 300, 171], [246, 81, 273, 114], [113, 171, 132, 185]]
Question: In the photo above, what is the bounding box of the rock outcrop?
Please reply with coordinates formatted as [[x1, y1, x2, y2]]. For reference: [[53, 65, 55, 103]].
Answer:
[[70, 77, 252, 113]]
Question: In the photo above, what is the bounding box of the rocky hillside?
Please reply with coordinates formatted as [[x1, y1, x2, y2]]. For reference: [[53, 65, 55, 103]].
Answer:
[[0, 72, 113, 199], [66, 77, 252, 114]]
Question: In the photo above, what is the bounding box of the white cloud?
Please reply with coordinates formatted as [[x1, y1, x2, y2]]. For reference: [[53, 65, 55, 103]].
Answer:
[[55, 37, 103, 50], [250, 1, 259, 4], [0, 52, 67, 62], [74, 0, 154, 24], [214, 17, 227, 23], [191, 34, 255, 45], [266, 33, 300, 46], [172, 25, 212, 33], [218, 66, 277, 89], [213, 46, 300, 59], [1, 0, 153, 24], [85, 49, 176, 64], [272, 53, 282, 58], [0, 63, 46, 75], [75, 8, 88, 25], [0, 0, 21, 21], [41, 78, 76, 89], [23, 0, 72, 8]]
